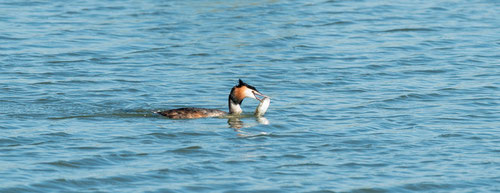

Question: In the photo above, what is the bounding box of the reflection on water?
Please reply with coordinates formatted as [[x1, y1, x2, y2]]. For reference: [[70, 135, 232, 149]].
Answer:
[[256, 117, 270, 125], [227, 115, 270, 130], [228, 116, 272, 138]]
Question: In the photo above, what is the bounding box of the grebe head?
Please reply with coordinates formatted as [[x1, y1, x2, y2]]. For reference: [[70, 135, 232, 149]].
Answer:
[[228, 79, 268, 114], [231, 79, 267, 102]]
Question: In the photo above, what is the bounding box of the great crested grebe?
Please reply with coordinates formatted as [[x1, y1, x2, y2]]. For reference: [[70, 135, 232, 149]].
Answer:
[[157, 79, 268, 119]]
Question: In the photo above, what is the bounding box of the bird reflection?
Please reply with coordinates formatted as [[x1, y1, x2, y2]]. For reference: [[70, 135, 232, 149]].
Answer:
[[227, 116, 269, 130], [228, 96, 270, 131]]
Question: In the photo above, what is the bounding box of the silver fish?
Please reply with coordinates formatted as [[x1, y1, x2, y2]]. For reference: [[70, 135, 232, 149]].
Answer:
[[254, 97, 270, 117]]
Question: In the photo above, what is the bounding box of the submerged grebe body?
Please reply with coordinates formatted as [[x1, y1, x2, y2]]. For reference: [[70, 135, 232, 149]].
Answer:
[[157, 79, 267, 119], [157, 108, 226, 119]]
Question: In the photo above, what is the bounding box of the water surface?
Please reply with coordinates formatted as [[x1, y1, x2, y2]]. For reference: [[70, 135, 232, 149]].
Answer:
[[1, 0, 499, 192]]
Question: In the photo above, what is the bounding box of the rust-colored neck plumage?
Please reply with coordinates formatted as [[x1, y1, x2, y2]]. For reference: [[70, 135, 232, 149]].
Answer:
[[227, 79, 260, 115], [228, 86, 246, 114]]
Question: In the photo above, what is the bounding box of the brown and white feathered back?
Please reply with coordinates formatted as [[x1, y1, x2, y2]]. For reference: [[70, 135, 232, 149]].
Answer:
[[157, 108, 226, 119]]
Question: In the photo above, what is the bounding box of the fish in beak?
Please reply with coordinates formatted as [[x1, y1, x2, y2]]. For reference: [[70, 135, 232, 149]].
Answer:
[[252, 90, 269, 102]]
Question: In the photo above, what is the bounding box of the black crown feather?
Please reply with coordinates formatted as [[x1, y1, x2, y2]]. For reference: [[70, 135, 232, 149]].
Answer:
[[237, 79, 258, 91]]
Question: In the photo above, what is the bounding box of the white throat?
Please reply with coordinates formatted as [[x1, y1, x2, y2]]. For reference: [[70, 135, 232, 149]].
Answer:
[[229, 99, 242, 114]]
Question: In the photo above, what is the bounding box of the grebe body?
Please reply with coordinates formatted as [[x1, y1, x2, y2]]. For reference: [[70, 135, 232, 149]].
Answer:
[[157, 108, 226, 119], [157, 79, 267, 119]]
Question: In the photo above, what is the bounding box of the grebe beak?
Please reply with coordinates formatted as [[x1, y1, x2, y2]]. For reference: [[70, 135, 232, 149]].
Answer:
[[252, 91, 269, 102]]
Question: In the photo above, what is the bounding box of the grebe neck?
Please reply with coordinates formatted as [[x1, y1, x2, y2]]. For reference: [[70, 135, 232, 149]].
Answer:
[[228, 94, 242, 114]]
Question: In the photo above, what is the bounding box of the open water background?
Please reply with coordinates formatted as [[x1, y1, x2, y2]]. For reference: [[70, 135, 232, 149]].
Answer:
[[1, 0, 499, 192]]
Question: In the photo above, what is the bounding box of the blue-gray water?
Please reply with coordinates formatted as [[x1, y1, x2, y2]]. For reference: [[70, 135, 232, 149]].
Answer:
[[1, 0, 499, 192]]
